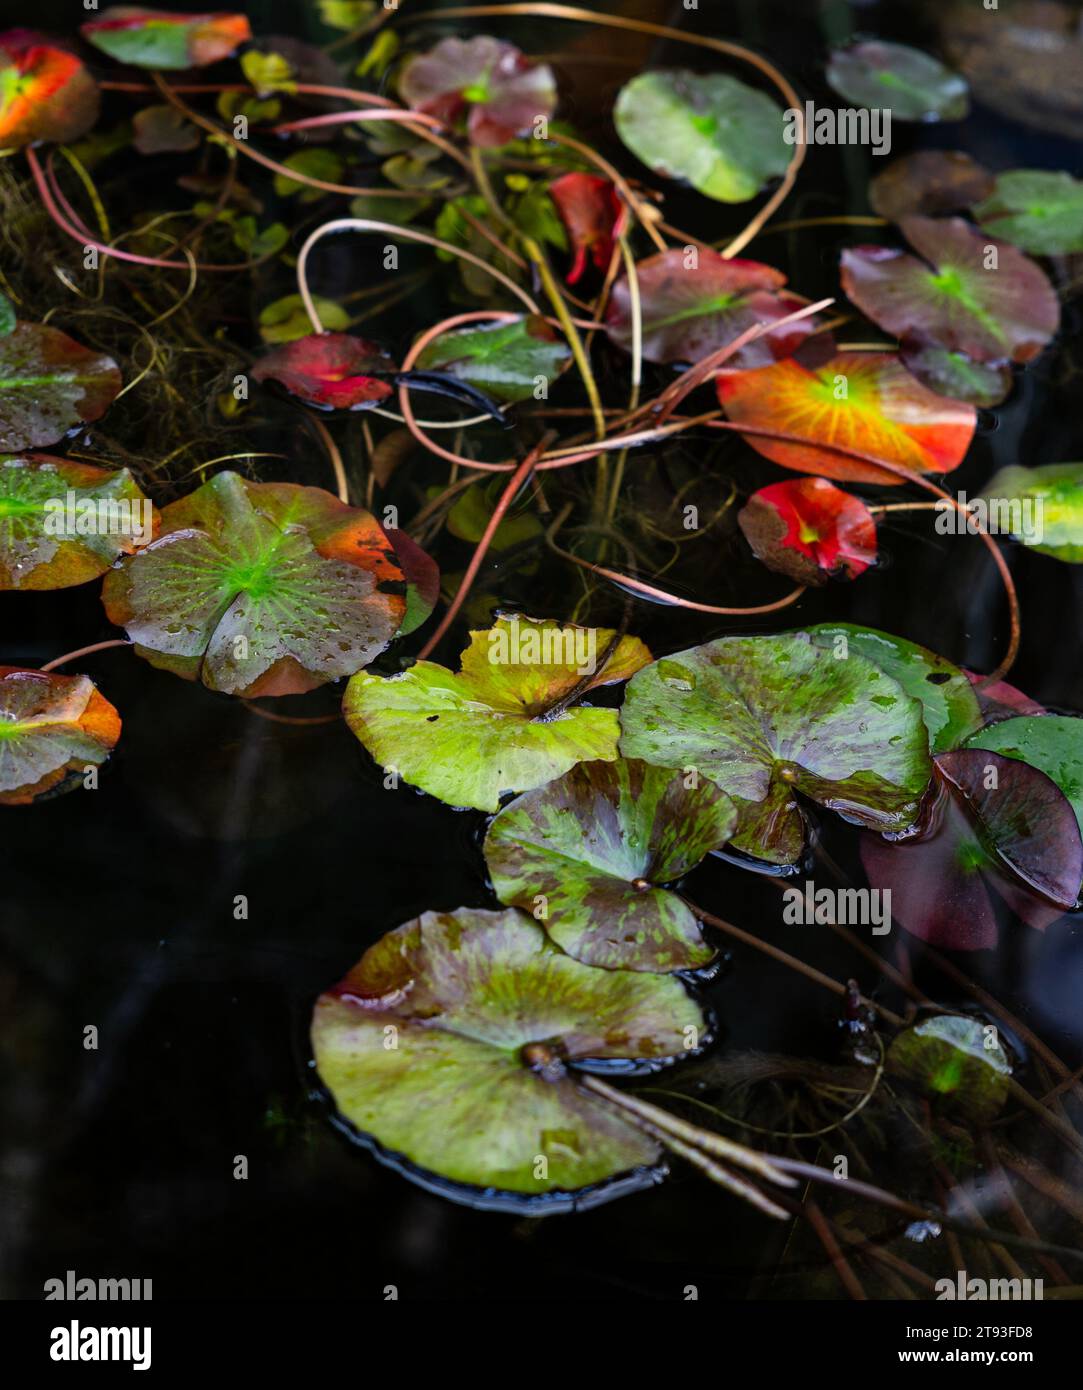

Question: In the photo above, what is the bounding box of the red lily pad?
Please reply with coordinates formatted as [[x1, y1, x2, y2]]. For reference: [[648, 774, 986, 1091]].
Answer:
[[861, 749, 1083, 950], [549, 173, 624, 285], [841, 217, 1060, 365], [0, 454, 155, 590], [80, 7, 251, 70], [869, 151, 994, 223], [716, 351, 976, 485], [0, 322, 122, 452], [966, 670, 1045, 723], [0, 666, 121, 805], [102, 470, 407, 697], [607, 248, 823, 369], [737, 478, 877, 586], [398, 36, 556, 148], [382, 525, 439, 638], [251, 333, 394, 411], [0, 30, 99, 149]]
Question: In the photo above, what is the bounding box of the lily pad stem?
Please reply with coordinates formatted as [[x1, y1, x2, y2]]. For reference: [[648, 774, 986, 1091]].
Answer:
[[40, 639, 132, 673]]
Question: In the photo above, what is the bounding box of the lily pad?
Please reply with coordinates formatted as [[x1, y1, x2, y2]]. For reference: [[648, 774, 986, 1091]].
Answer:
[[0, 454, 154, 590], [383, 526, 439, 638], [861, 749, 1083, 949], [965, 716, 1083, 837], [102, 470, 406, 697], [485, 759, 736, 972], [614, 69, 789, 204], [0, 322, 122, 452], [80, 7, 251, 70], [888, 1015, 1010, 1123], [398, 36, 556, 148], [980, 463, 1083, 562], [251, 333, 394, 410], [259, 294, 349, 345], [973, 170, 1083, 256], [868, 150, 994, 223], [826, 40, 969, 122], [0, 30, 99, 149], [619, 632, 931, 865], [131, 102, 199, 154], [716, 350, 976, 485], [0, 666, 121, 805], [549, 173, 624, 284], [840, 217, 1060, 364], [737, 478, 877, 587], [806, 624, 982, 755], [311, 907, 705, 1208], [343, 615, 652, 812], [414, 316, 571, 405], [898, 343, 1012, 408], [606, 249, 823, 369]]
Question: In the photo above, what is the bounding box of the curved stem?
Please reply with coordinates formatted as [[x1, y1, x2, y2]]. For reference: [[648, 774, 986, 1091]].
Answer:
[[40, 639, 132, 673], [306, 415, 349, 504]]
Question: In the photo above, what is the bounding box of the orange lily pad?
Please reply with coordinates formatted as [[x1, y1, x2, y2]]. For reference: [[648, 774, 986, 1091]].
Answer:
[[0, 666, 121, 805], [0, 30, 99, 150]]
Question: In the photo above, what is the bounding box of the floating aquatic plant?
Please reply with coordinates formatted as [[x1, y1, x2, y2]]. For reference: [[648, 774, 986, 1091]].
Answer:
[[0, 666, 120, 805]]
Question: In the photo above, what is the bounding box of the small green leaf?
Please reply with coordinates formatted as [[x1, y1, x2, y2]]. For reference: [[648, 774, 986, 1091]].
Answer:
[[888, 1016, 1010, 1122], [240, 49, 297, 96], [0, 294, 14, 338], [416, 316, 571, 404], [974, 170, 1083, 256], [259, 294, 349, 343], [311, 906, 705, 1205], [273, 148, 345, 199], [980, 463, 1083, 562], [343, 615, 653, 811], [486, 759, 735, 971], [614, 70, 789, 203]]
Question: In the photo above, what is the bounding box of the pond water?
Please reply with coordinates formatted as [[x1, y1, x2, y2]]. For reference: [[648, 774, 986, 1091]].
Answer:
[[3, 0, 1082, 1300]]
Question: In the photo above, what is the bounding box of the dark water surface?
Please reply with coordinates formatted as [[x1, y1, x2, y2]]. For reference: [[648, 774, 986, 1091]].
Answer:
[[3, 0, 1082, 1299]]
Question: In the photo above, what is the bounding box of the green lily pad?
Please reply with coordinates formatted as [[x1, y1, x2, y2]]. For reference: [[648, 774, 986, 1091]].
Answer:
[[614, 70, 789, 204], [259, 294, 349, 344], [965, 716, 1083, 837], [806, 624, 981, 754], [826, 41, 969, 122], [980, 463, 1083, 562], [80, 7, 251, 71], [343, 615, 652, 812], [974, 170, 1083, 256], [0, 666, 121, 805], [840, 217, 1060, 365], [888, 1015, 1010, 1122], [415, 316, 571, 405], [0, 322, 122, 452], [619, 631, 931, 865], [445, 479, 542, 552], [898, 343, 1012, 409], [0, 454, 154, 590], [485, 759, 736, 972], [102, 470, 406, 697], [311, 906, 705, 1207]]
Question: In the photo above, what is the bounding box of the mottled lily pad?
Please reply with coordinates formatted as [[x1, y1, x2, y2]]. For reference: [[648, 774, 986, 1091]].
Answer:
[[868, 150, 994, 223], [485, 759, 736, 972], [549, 173, 623, 284], [806, 624, 982, 755], [415, 316, 571, 405], [311, 907, 705, 1208], [0, 666, 121, 805], [606, 249, 823, 369], [398, 36, 556, 148], [841, 217, 1059, 365], [861, 750, 1083, 949], [614, 70, 789, 204], [0, 322, 122, 452], [738, 478, 877, 586], [888, 1015, 1010, 1122], [80, 7, 251, 70], [898, 343, 1012, 408], [717, 351, 975, 485], [0, 454, 154, 590], [343, 615, 652, 812], [252, 333, 394, 410], [980, 463, 1083, 562], [0, 29, 99, 149], [102, 470, 406, 697], [973, 170, 1083, 256], [619, 632, 932, 865], [826, 41, 969, 122], [966, 716, 1083, 837]]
